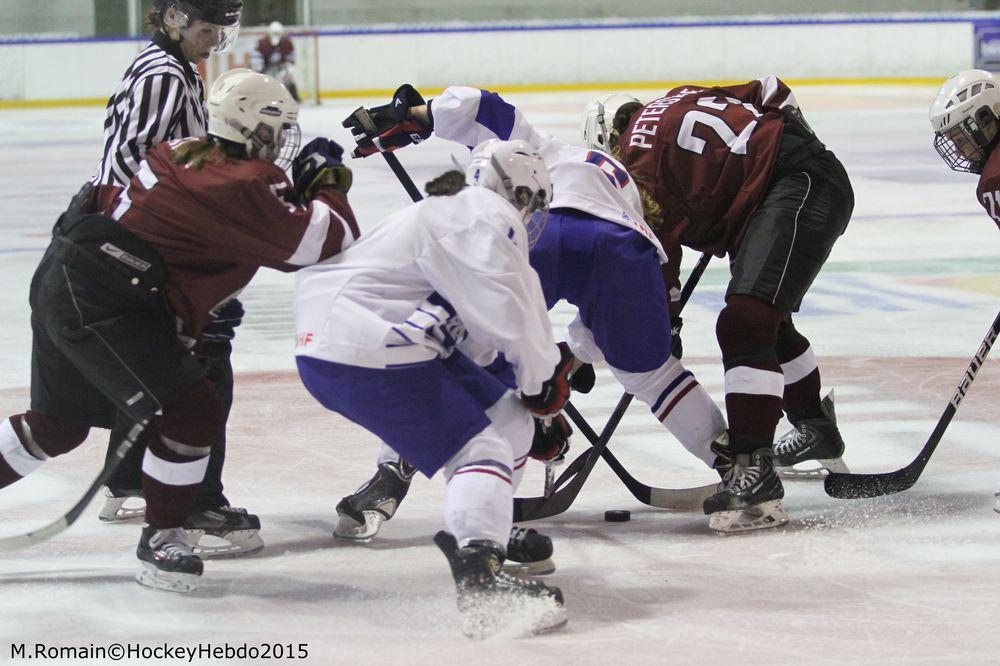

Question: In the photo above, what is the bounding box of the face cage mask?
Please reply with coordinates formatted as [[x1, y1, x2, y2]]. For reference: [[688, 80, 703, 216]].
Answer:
[[934, 114, 996, 174], [490, 154, 551, 247], [165, 6, 241, 53], [241, 121, 301, 171]]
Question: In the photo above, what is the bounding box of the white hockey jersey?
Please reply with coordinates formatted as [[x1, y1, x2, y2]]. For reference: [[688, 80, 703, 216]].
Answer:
[[430, 86, 668, 263], [294, 187, 559, 395]]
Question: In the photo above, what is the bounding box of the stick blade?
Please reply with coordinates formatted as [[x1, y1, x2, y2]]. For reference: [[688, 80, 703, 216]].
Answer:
[[823, 470, 917, 499], [0, 516, 70, 552]]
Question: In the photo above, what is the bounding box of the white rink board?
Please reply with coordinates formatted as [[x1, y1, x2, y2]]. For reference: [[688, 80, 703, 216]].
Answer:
[[0, 86, 999, 662]]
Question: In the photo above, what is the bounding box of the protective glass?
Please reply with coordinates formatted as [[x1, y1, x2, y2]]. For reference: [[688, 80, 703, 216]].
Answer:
[[166, 6, 241, 53]]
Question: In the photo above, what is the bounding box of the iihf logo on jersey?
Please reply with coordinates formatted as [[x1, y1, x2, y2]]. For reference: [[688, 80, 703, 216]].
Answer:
[[297, 331, 314, 347]]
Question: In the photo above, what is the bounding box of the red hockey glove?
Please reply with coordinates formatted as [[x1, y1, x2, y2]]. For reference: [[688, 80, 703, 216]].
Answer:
[[530, 413, 572, 462], [521, 342, 575, 416], [342, 84, 432, 158]]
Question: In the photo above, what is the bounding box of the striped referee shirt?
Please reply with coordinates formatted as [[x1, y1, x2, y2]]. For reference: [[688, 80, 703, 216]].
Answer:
[[95, 31, 208, 187]]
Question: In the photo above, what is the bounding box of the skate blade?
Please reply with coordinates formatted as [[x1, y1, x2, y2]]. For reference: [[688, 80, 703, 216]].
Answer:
[[188, 529, 264, 558], [459, 595, 567, 640], [98, 497, 146, 523], [777, 457, 850, 479], [502, 557, 556, 576], [333, 511, 385, 542], [136, 563, 200, 593], [709, 500, 789, 534]]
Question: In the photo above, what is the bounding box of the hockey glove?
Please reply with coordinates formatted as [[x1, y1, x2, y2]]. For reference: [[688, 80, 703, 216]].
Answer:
[[530, 413, 572, 462], [343, 84, 432, 158], [569, 361, 595, 394], [292, 138, 353, 199], [521, 342, 575, 416], [670, 315, 683, 360]]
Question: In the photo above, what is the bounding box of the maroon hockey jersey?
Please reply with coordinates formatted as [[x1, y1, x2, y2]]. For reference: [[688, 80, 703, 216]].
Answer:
[[92, 140, 359, 343], [256, 36, 295, 67], [976, 148, 1000, 232], [619, 76, 797, 258]]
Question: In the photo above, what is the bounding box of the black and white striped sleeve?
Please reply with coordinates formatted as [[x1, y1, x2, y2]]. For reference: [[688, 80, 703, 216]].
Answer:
[[105, 72, 185, 187]]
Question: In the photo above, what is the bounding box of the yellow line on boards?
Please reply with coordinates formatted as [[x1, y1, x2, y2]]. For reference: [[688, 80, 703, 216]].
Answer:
[[1, 77, 945, 109]]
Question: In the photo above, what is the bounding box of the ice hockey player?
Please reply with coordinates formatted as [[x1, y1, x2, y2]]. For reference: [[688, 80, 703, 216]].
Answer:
[[603, 77, 854, 531], [95, 0, 263, 559], [0, 69, 357, 593], [252, 21, 299, 102], [294, 139, 569, 637], [337, 83, 729, 541], [928, 68, 1000, 514]]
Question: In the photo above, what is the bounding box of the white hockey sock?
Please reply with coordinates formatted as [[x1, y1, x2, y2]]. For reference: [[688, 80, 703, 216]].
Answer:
[[377, 442, 401, 466], [612, 357, 726, 468], [443, 425, 515, 548]]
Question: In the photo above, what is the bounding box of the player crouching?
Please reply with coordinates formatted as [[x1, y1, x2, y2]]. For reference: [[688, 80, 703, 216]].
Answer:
[[294, 140, 568, 637], [928, 69, 1000, 515], [0, 69, 358, 593]]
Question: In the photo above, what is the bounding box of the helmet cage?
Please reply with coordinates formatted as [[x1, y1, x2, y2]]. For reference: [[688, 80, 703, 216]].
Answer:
[[933, 106, 999, 174], [489, 153, 550, 248]]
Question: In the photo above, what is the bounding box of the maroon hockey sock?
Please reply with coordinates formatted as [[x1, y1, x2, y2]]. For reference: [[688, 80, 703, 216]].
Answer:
[[717, 296, 784, 453], [0, 457, 21, 488], [775, 321, 823, 419]]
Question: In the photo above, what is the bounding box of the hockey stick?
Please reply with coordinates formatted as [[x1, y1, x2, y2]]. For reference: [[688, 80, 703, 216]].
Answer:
[[568, 404, 718, 510], [824, 309, 999, 499], [345, 106, 424, 203], [513, 252, 713, 521], [0, 420, 147, 552]]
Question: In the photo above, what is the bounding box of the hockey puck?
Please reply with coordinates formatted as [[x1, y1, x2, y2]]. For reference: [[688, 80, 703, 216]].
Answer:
[[604, 510, 631, 522]]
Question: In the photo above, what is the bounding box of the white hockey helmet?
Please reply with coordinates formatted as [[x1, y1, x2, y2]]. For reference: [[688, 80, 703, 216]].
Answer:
[[207, 68, 301, 169], [929, 69, 1000, 174], [582, 93, 643, 152], [268, 20, 284, 45], [466, 139, 553, 247]]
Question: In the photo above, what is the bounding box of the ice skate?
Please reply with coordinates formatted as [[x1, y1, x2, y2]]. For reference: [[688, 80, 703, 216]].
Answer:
[[136, 525, 203, 593], [504, 526, 555, 575], [994, 482, 1000, 515], [182, 505, 263, 558], [434, 531, 566, 639], [774, 391, 849, 479], [705, 444, 788, 534], [98, 485, 145, 522], [334, 460, 416, 542]]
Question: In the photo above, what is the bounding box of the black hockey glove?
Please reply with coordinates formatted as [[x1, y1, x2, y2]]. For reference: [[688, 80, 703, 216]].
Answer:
[[569, 361, 595, 394], [670, 315, 683, 360], [343, 84, 432, 158], [292, 137, 353, 199], [521, 342, 575, 416], [530, 413, 572, 462]]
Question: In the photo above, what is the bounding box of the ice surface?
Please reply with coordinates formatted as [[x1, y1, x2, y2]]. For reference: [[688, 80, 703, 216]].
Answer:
[[1, 86, 998, 663]]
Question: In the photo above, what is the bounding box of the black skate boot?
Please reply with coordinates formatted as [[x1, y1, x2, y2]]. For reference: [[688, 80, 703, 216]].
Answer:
[[704, 440, 788, 534], [136, 524, 204, 593], [774, 391, 849, 478], [98, 486, 145, 523], [334, 460, 416, 542], [505, 526, 555, 575], [434, 531, 566, 639], [182, 506, 263, 558]]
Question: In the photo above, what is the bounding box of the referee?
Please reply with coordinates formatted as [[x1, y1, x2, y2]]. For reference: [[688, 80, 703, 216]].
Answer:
[[93, 0, 262, 558]]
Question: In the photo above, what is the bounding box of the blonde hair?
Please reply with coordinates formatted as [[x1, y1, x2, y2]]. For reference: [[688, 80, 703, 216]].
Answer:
[[637, 182, 664, 229], [171, 139, 232, 170]]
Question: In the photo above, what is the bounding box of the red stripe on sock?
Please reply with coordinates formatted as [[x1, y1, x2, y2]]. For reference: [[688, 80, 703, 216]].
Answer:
[[452, 467, 512, 485], [657, 380, 698, 422]]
